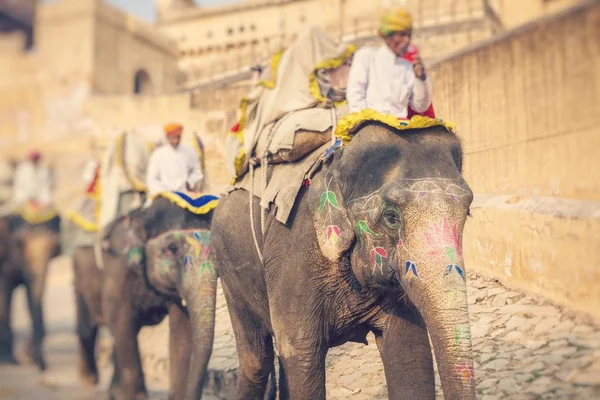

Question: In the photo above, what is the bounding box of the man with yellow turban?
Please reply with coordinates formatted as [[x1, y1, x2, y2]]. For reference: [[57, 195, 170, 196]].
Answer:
[[347, 7, 432, 118], [146, 123, 204, 197]]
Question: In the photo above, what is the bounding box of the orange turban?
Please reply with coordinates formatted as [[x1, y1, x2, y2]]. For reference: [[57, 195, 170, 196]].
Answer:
[[164, 123, 183, 136]]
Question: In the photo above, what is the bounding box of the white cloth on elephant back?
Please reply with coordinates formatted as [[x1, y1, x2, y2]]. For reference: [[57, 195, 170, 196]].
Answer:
[[98, 131, 150, 231], [242, 26, 353, 163]]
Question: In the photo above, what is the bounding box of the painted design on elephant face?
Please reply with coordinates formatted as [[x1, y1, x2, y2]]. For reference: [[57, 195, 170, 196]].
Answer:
[[454, 324, 471, 344], [159, 259, 170, 277], [184, 230, 215, 277], [404, 260, 419, 278], [455, 362, 474, 385], [370, 247, 388, 271], [425, 217, 462, 262], [356, 220, 375, 244], [327, 225, 341, 246], [444, 264, 465, 281], [128, 247, 143, 265], [318, 190, 340, 213]]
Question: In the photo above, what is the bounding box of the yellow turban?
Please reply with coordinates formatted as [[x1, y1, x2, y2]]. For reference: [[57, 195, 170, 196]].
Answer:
[[164, 123, 183, 136], [380, 7, 413, 36]]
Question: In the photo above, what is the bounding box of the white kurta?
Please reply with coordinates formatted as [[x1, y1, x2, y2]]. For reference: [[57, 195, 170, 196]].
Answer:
[[146, 144, 203, 197], [13, 161, 53, 206], [347, 44, 433, 118]]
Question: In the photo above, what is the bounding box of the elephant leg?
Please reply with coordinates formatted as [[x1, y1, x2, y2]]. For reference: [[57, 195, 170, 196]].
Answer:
[[0, 278, 17, 364], [224, 285, 274, 400], [167, 303, 191, 400], [277, 358, 289, 400], [109, 312, 146, 400], [25, 276, 47, 371], [276, 343, 326, 400], [75, 290, 99, 387], [375, 310, 435, 400], [109, 349, 120, 400]]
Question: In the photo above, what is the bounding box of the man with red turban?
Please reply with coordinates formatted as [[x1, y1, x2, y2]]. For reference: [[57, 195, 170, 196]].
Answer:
[[146, 123, 204, 197], [12, 149, 53, 207]]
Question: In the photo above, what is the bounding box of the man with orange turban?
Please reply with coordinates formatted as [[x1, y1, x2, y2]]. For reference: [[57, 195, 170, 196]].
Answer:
[[347, 7, 433, 118], [146, 123, 203, 197]]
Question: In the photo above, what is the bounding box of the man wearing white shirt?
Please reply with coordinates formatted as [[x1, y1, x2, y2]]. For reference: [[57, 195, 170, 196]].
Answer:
[[12, 150, 53, 207], [146, 123, 203, 198], [347, 8, 432, 118]]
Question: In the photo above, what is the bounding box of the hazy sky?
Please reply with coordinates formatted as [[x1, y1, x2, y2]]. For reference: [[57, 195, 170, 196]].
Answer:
[[41, 0, 241, 22]]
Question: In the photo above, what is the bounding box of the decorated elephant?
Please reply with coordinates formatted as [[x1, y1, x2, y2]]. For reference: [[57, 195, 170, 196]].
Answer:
[[211, 117, 475, 399], [0, 213, 61, 370], [73, 195, 217, 400]]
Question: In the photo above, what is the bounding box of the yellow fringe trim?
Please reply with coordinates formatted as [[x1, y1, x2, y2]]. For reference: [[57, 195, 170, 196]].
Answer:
[[19, 205, 59, 225], [67, 209, 98, 232], [67, 167, 102, 232], [230, 97, 249, 183], [335, 109, 457, 145], [116, 132, 148, 193], [152, 192, 219, 215], [309, 45, 357, 107], [258, 49, 285, 89]]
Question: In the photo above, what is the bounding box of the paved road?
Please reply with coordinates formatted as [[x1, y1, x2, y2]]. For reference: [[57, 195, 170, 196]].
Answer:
[[1, 256, 599, 399]]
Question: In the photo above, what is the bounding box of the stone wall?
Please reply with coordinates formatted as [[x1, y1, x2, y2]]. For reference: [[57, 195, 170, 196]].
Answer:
[[428, 0, 600, 319]]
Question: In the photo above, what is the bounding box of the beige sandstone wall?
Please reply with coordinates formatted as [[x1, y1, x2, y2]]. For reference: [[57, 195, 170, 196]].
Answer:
[[429, 1, 600, 319]]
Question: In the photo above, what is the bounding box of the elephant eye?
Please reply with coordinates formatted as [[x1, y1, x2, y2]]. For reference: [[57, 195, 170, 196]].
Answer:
[[167, 243, 179, 255], [382, 206, 402, 229]]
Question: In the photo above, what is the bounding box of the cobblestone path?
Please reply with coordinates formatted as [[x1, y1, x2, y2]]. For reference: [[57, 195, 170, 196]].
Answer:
[[202, 272, 600, 399]]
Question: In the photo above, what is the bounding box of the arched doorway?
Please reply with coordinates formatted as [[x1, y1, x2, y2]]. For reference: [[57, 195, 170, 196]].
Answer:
[[133, 69, 152, 95]]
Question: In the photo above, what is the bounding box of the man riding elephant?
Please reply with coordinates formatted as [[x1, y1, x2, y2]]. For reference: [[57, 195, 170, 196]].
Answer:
[[347, 7, 435, 119], [0, 150, 61, 370], [67, 128, 214, 399], [211, 22, 476, 399]]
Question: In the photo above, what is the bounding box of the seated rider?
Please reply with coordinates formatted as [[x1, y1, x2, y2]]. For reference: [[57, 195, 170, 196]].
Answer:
[[146, 123, 204, 198], [12, 150, 53, 209], [347, 7, 432, 118]]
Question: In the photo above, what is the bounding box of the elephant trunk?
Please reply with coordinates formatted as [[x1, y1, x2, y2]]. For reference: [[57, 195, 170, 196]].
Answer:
[[182, 271, 217, 399], [397, 214, 475, 399]]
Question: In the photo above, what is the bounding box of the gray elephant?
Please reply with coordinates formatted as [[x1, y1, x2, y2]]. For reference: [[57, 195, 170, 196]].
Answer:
[[73, 197, 217, 399], [211, 122, 476, 399], [0, 214, 61, 370]]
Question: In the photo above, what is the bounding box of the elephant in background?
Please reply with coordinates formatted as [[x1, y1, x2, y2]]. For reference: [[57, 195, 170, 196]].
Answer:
[[73, 197, 217, 399], [211, 123, 476, 399], [0, 214, 61, 370]]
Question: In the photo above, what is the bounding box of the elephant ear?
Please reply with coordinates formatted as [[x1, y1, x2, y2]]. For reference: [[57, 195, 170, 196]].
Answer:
[[308, 165, 355, 262]]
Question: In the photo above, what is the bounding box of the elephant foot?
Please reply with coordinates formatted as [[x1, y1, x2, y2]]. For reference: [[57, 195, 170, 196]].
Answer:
[[26, 343, 46, 371], [109, 388, 148, 400], [79, 372, 99, 388], [0, 352, 18, 365]]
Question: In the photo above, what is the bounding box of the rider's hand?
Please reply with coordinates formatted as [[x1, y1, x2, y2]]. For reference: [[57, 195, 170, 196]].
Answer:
[[413, 57, 427, 81]]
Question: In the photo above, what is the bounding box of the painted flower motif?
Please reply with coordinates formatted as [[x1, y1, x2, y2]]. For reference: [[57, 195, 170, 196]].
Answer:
[[356, 220, 375, 244], [404, 260, 419, 278], [454, 324, 471, 344], [370, 247, 388, 271], [200, 260, 215, 276], [128, 247, 143, 265], [183, 254, 193, 271], [444, 264, 465, 281], [186, 234, 211, 260], [455, 363, 474, 384], [425, 217, 462, 262], [318, 190, 340, 213], [327, 225, 341, 246]]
